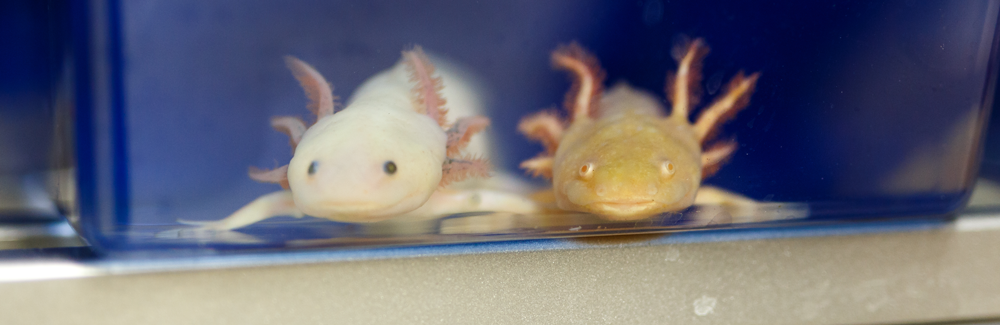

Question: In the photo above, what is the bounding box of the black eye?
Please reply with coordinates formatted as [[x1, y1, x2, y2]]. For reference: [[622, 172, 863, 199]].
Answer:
[[384, 161, 397, 175], [308, 161, 318, 176]]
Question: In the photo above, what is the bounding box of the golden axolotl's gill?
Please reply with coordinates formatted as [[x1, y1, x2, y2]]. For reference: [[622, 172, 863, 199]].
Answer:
[[184, 46, 536, 230], [519, 39, 765, 221]]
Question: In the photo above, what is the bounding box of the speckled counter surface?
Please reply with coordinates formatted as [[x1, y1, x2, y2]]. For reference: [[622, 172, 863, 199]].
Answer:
[[0, 214, 999, 325]]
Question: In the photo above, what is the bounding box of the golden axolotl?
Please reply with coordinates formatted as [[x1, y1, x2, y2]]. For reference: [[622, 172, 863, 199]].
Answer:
[[186, 46, 536, 230], [519, 39, 763, 221]]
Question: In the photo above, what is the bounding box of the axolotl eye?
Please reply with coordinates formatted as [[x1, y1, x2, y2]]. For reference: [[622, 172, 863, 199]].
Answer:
[[661, 160, 675, 178], [578, 163, 595, 180], [307, 161, 318, 176], [384, 161, 397, 175]]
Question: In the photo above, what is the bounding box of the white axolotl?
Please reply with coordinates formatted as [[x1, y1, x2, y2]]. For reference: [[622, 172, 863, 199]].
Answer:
[[189, 47, 536, 230]]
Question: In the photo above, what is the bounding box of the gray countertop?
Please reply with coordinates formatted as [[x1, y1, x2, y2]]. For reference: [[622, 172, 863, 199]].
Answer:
[[0, 214, 998, 324]]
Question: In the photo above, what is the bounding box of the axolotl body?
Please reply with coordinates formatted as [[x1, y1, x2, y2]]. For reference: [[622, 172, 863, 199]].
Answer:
[[192, 47, 534, 230], [519, 39, 761, 221]]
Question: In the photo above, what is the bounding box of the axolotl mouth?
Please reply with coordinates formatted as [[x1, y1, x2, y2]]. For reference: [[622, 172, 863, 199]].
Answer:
[[560, 174, 698, 221], [585, 200, 665, 220], [295, 188, 428, 223]]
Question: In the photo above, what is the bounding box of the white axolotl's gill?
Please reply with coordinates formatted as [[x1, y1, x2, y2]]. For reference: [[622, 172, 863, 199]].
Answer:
[[187, 46, 537, 230]]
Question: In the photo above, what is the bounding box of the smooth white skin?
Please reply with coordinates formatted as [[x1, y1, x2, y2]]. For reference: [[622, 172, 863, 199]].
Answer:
[[287, 92, 447, 223], [284, 59, 534, 223], [352, 57, 493, 166], [179, 55, 536, 231]]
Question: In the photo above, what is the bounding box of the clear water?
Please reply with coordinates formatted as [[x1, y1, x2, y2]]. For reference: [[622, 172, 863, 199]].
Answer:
[[55, 0, 1000, 252], [0, 2, 67, 222]]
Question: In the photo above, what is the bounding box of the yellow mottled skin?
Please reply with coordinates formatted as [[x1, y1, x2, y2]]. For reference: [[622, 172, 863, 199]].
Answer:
[[555, 86, 701, 218], [520, 40, 760, 221]]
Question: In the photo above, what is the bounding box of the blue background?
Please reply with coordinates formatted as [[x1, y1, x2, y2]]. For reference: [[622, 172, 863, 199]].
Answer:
[[3, 1, 999, 238], [113, 1, 998, 224]]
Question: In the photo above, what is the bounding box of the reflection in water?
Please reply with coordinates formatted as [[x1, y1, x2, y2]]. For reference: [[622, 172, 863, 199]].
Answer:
[[881, 108, 982, 195], [150, 197, 808, 250]]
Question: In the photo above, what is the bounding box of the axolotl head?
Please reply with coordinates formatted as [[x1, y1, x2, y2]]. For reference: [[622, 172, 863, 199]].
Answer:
[[285, 104, 447, 223], [553, 113, 702, 220]]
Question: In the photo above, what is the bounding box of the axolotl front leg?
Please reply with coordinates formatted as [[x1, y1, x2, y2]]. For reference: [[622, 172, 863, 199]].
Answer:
[[690, 186, 809, 225], [179, 190, 302, 231]]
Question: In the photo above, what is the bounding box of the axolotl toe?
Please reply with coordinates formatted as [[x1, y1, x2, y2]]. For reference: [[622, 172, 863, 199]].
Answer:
[[519, 40, 760, 220]]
